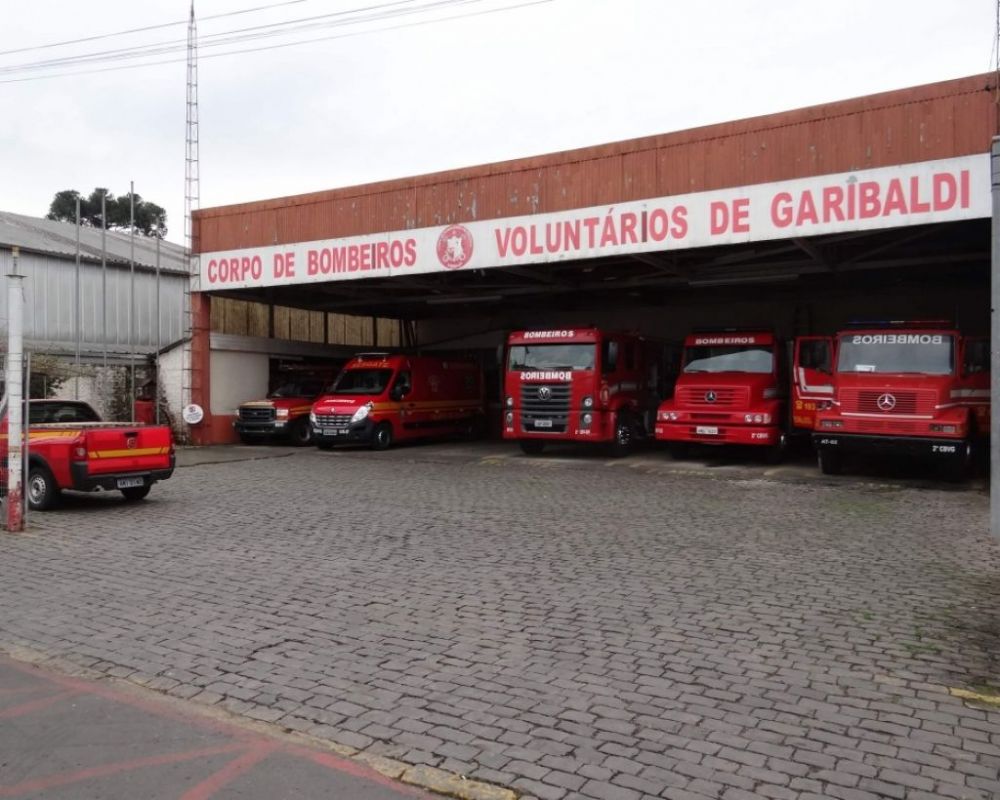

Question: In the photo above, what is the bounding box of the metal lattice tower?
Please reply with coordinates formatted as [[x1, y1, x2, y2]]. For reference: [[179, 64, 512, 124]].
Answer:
[[181, 0, 200, 418], [184, 0, 200, 251]]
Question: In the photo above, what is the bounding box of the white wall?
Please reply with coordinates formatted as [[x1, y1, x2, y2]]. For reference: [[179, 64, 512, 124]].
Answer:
[[210, 350, 269, 416], [159, 344, 187, 435]]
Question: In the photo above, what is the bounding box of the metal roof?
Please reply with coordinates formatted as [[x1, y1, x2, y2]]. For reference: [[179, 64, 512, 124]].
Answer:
[[0, 210, 189, 275]]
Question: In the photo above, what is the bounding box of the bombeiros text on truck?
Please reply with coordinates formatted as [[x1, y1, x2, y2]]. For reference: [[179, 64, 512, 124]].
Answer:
[[655, 331, 794, 462], [310, 353, 485, 450], [1, 398, 175, 511], [503, 328, 669, 456], [798, 321, 989, 479]]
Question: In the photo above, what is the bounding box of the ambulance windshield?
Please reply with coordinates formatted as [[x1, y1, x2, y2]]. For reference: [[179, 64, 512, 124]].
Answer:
[[508, 344, 596, 371], [837, 333, 953, 375], [331, 368, 394, 395]]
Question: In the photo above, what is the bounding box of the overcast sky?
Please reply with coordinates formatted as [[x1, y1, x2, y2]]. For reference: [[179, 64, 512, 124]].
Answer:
[[0, 0, 992, 243]]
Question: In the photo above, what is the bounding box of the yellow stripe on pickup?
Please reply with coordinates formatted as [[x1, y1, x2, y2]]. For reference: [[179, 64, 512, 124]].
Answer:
[[87, 446, 171, 459]]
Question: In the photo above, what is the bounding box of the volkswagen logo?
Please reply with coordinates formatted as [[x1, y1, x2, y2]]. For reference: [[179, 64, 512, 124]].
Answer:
[[538, 386, 552, 401], [876, 393, 896, 412], [705, 390, 717, 403]]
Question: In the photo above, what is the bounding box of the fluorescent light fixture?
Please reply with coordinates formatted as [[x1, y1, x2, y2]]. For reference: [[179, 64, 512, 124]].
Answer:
[[688, 274, 799, 287], [426, 294, 503, 305]]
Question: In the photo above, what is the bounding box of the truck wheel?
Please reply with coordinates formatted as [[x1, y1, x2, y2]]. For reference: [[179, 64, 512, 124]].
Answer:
[[27, 465, 60, 511], [121, 485, 151, 502], [519, 440, 545, 456], [668, 442, 689, 460], [944, 440, 973, 483], [371, 422, 393, 451], [765, 433, 788, 465], [608, 413, 635, 458], [289, 418, 313, 447], [818, 448, 842, 476]]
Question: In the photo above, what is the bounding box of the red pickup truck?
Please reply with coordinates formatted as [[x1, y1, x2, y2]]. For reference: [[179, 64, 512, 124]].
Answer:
[[3, 400, 175, 511]]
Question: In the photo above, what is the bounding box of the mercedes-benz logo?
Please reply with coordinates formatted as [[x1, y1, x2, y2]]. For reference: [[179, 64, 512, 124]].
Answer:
[[876, 393, 896, 412], [705, 390, 717, 403], [538, 386, 552, 401]]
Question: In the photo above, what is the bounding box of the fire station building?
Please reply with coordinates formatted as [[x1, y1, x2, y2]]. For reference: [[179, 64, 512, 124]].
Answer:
[[188, 72, 993, 445]]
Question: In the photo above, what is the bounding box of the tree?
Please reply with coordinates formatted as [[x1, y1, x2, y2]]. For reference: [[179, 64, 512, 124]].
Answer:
[[46, 187, 167, 238]]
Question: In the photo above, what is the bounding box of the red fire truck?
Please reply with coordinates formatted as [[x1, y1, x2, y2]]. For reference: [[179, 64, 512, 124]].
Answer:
[[801, 322, 989, 479], [2, 399, 175, 510], [310, 353, 484, 450], [654, 331, 788, 462], [503, 328, 665, 456], [234, 377, 328, 446]]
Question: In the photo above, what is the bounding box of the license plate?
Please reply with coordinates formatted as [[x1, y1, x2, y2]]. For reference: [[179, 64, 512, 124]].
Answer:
[[323, 428, 349, 436], [116, 477, 145, 489], [534, 419, 553, 429], [695, 426, 719, 435]]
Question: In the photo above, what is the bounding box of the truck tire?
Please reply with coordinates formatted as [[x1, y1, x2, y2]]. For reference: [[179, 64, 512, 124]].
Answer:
[[288, 418, 313, 447], [765, 432, 788, 465], [371, 422, 393, 451], [27, 465, 60, 511], [668, 443, 689, 460], [519, 439, 545, 456], [608, 413, 635, 458], [121, 485, 151, 502], [818, 448, 842, 476], [943, 440, 973, 483]]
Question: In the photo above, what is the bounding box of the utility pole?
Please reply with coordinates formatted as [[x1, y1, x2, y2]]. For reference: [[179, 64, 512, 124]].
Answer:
[[183, 0, 201, 419], [991, 136, 999, 539], [7, 247, 25, 532], [129, 182, 136, 423]]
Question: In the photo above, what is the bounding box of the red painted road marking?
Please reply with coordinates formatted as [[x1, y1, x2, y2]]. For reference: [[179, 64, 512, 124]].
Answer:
[[0, 689, 80, 719], [179, 744, 277, 800], [299, 749, 428, 797], [0, 742, 248, 797]]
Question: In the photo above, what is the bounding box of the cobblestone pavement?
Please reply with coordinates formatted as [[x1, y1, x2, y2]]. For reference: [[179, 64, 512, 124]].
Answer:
[[1, 444, 998, 800]]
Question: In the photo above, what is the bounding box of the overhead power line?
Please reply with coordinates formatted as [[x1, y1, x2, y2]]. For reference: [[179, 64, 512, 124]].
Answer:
[[0, 0, 318, 57], [0, 0, 551, 84]]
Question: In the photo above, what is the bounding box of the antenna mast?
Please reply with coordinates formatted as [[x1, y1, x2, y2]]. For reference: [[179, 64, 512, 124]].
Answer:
[[184, 0, 200, 251]]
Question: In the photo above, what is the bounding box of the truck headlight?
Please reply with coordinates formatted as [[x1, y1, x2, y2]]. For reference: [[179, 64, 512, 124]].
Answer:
[[582, 396, 594, 409], [505, 396, 514, 408], [351, 403, 371, 423], [669, 412, 679, 421], [309, 410, 317, 424], [582, 412, 593, 426], [753, 414, 763, 424], [276, 408, 289, 419], [745, 414, 753, 423], [505, 411, 514, 425]]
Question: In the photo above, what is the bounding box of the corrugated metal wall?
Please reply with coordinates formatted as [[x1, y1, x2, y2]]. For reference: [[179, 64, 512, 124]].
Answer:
[[194, 73, 998, 252], [0, 247, 186, 354]]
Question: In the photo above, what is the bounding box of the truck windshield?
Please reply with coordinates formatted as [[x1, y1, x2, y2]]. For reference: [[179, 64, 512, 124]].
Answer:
[[268, 383, 301, 398], [508, 344, 595, 371], [330, 368, 394, 395], [684, 346, 773, 374], [837, 334, 954, 375]]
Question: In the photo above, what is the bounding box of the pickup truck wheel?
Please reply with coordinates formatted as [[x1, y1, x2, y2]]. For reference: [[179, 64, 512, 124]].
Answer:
[[371, 422, 393, 451], [288, 418, 312, 447], [27, 466, 60, 511], [608, 413, 635, 458], [519, 439, 545, 456], [818, 448, 842, 476], [121, 485, 151, 502]]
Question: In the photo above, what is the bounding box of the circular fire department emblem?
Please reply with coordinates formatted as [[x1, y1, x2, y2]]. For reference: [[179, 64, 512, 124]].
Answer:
[[704, 390, 717, 403], [436, 224, 474, 270], [126, 437, 137, 450], [876, 393, 897, 411]]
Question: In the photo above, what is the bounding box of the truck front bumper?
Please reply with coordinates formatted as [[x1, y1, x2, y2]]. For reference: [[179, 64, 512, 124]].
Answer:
[[812, 433, 969, 460], [654, 422, 779, 446], [312, 419, 374, 446], [70, 455, 176, 492], [233, 420, 289, 438]]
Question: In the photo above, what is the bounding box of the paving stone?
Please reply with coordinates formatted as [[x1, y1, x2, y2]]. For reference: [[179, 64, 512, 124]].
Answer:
[[0, 447, 993, 800]]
